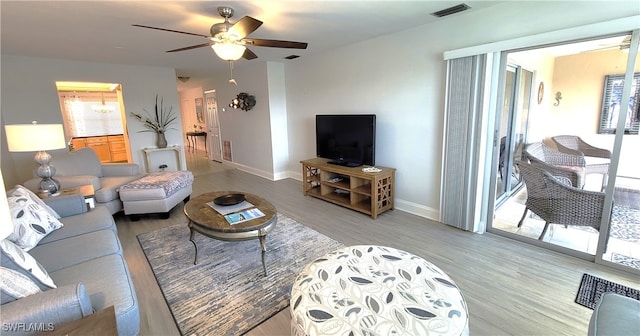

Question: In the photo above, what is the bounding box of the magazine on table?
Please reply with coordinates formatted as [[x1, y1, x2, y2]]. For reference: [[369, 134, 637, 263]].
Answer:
[[206, 200, 254, 215], [223, 208, 265, 225]]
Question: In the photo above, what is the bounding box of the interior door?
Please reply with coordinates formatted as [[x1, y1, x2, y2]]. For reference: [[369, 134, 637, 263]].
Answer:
[[205, 90, 223, 162]]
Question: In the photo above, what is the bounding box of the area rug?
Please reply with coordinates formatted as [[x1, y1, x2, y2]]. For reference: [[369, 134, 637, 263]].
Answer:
[[609, 205, 640, 242], [575, 273, 640, 309], [611, 253, 640, 271], [137, 213, 345, 335], [567, 205, 640, 242]]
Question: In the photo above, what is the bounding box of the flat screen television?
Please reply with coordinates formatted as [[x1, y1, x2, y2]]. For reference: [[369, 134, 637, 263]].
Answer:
[[316, 114, 376, 167]]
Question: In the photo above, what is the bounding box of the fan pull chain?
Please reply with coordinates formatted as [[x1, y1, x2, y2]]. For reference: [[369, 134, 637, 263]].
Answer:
[[228, 61, 237, 86]]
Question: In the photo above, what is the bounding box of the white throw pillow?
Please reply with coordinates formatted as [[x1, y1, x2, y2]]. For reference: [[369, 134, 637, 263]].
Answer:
[[7, 185, 61, 219], [6, 187, 64, 251], [0, 266, 42, 304], [0, 239, 56, 290]]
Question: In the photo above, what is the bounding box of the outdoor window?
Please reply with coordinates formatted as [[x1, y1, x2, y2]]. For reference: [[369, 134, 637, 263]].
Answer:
[[598, 72, 640, 135]]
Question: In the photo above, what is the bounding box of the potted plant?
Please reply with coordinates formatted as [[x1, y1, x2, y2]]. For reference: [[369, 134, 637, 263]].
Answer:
[[130, 94, 177, 148]]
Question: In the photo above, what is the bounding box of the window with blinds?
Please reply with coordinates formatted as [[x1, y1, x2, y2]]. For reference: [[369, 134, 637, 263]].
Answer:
[[598, 72, 640, 135]]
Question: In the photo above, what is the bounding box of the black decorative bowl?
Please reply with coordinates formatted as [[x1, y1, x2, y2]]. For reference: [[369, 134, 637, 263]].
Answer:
[[213, 193, 245, 206]]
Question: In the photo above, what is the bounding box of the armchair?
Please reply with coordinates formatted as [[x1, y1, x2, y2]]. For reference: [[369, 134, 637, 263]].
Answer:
[[551, 135, 611, 179], [515, 161, 607, 240], [523, 142, 586, 189]]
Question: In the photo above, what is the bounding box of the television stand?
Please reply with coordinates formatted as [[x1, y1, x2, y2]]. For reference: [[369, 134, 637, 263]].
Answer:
[[301, 158, 395, 219], [328, 160, 361, 168]]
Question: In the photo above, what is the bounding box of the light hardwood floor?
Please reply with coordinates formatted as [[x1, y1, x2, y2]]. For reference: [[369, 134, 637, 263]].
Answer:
[[116, 154, 639, 336]]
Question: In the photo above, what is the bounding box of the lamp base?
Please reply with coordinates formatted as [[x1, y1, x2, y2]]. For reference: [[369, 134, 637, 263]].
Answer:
[[38, 177, 61, 197]]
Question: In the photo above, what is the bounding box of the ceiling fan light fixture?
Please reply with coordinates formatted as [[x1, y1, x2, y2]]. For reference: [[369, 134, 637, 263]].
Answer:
[[212, 43, 246, 61]]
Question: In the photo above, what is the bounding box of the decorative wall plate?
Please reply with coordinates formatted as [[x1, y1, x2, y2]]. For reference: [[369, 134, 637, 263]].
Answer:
[[537, 81, 544, 104]]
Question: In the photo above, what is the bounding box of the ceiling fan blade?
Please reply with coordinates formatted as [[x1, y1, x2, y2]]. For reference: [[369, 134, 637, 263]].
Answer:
[[229, 16, 263, 39], [243, 38, 308, 49], [167, 42, 214, 53], [243, 48, 258, 60], [132, 24, 210, 38]]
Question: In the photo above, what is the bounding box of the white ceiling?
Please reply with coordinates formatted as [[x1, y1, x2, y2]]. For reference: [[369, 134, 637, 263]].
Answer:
[[0, 1, 502, 80]]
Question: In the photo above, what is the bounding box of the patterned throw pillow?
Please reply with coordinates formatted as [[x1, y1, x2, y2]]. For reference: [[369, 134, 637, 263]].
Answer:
[[6, 186, 64, 251], [0, 266, 42, 304], [0, 239, 56, 291], [7, 185, 61, 219]]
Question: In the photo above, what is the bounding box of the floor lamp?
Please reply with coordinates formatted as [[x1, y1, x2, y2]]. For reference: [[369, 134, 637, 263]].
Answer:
[[4, 122, 66, 196]]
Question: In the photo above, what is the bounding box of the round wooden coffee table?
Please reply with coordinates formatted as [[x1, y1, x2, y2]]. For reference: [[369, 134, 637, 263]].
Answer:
[[183, 191, 277, 275]]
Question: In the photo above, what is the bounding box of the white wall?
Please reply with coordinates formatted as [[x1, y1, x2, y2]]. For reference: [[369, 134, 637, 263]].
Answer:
[[1, 55, 186, 185], [201, 61, 277, 179], [283, 1, 640, 218], [4, 1, 637, 217]]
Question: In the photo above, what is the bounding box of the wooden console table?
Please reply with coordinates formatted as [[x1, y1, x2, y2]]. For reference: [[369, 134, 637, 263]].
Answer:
[[301, 158, 395, 219]]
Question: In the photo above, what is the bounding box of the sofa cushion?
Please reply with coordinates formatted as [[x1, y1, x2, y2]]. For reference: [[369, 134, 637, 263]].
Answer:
[[51, 148, 103, 178], [31, 230, 122, 273], [50, 254, 140, 336], [57, 175, 102, 191], [0, 266, 42, 304], [0, 239, 56, 290], [96, 176, 141, 203], [6, 190, 64, 251], [39, 206, 116, 245]]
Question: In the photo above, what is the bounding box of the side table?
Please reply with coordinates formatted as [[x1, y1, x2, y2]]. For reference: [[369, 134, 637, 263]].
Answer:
[[39, 185, 95, 209], [38, 306, 117, 336]]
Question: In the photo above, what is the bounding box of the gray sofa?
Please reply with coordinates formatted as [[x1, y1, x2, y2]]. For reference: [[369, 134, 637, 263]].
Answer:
[[1, 194, 139, 335], [24, 148, 143, 215], [588, 292, 640, 335]]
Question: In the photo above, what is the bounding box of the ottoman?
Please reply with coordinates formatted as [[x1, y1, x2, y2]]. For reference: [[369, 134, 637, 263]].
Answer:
[[290, 245, 469, 336], [119, 171, 193, 220]]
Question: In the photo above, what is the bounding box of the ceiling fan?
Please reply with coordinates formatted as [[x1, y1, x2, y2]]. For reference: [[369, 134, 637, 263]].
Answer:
[[587, 35, 632, 53], [133, 6, 308, 62]]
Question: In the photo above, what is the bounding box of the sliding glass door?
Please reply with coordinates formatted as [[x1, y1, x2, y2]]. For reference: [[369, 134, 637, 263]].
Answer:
[[489, 31, 640, 273], [495, 65, 532, 206]]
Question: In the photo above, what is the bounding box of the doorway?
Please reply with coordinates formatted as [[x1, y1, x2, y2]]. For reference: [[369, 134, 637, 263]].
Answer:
[[205, 90, 223, 162], [55, 81, 132, 163]]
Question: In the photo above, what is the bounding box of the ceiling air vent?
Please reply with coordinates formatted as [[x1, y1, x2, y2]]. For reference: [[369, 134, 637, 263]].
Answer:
[[431, 3, 471, 18], [284, 55, 300, 60]]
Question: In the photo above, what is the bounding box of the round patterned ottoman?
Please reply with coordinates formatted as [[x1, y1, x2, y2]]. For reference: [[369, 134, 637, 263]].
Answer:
[[290, 245, 468, 336]]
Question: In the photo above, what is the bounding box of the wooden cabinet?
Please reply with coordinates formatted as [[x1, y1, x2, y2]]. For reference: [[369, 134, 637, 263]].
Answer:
[[108, 135, 127, 162], [301, 158, 395, 219], [86, 136, 110, 162], [70, 135, 127, 163]]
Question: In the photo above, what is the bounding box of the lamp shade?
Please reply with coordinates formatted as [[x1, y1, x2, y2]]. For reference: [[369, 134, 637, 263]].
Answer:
[[212, 43, 246, 61], [4, 123, 66, 152], [0, 171, 14, 240]]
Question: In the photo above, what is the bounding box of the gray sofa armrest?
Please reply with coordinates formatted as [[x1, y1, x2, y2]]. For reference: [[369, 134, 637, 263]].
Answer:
[[102, 163, 140, 177], [42, 195, 88, 218], [56, 176, 101, 190], [588, 292, 640, 335], [0, 283, 93, 335]]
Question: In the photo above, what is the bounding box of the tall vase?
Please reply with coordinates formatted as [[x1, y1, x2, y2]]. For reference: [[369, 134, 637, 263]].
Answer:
[[156, 132, 168, 148]]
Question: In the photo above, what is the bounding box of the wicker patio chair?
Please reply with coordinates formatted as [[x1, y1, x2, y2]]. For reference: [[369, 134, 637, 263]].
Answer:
[[524, 142, 586, 189], [551, 135, 611, 178], [516, 161, 607, 240]]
